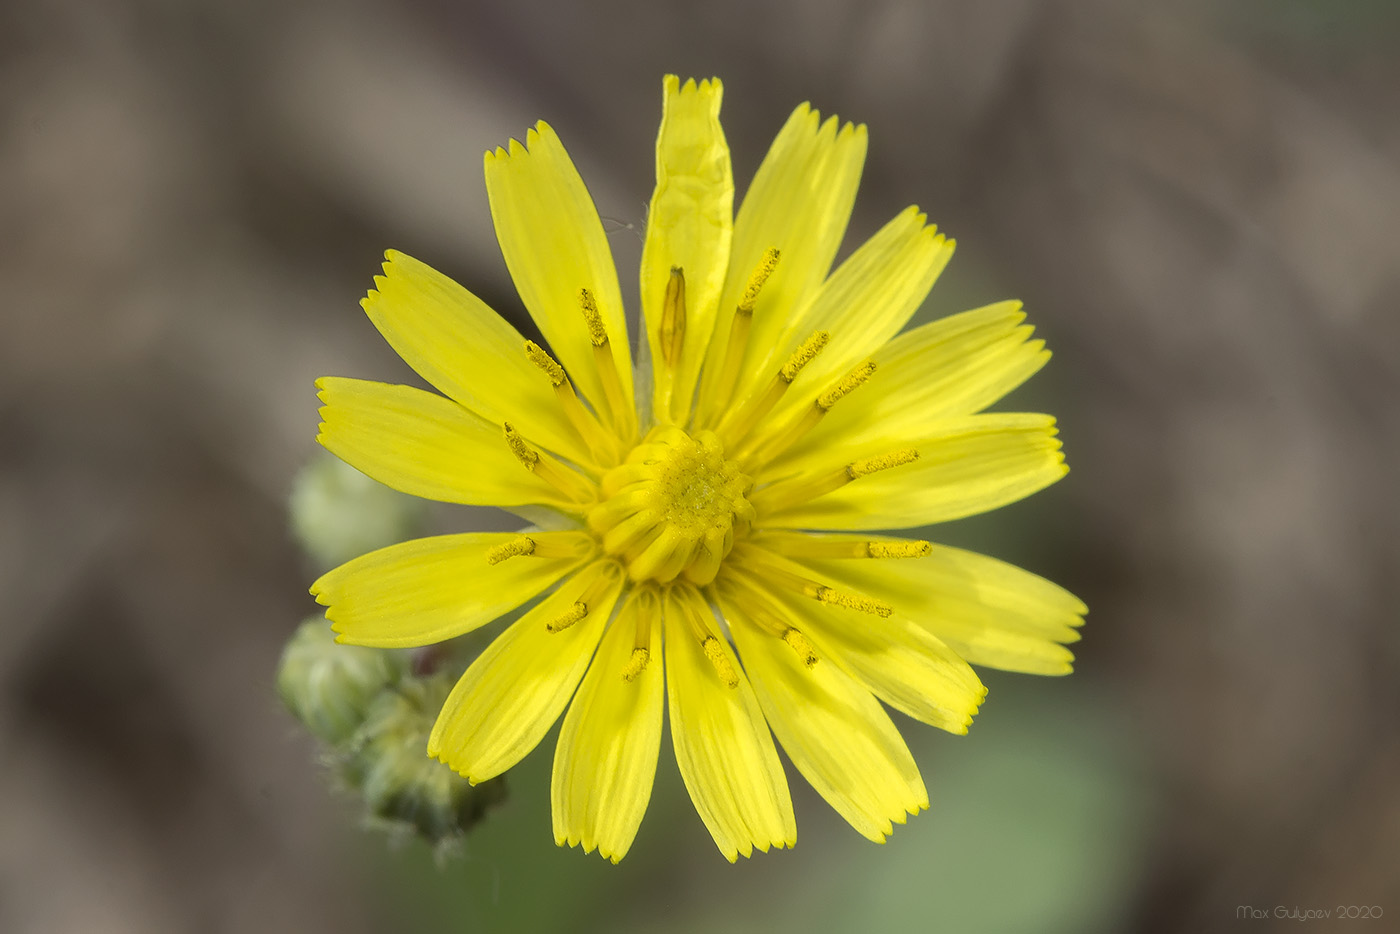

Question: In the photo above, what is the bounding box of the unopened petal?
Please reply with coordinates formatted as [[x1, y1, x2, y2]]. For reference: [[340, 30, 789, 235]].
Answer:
[[640, 76, 734, 424]]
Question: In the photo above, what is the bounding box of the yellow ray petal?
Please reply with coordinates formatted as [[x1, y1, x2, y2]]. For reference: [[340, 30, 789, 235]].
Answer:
[[753, 207, 953, 434], [552, 588, 665, 863], [315, 377, 579, 509], [360, 250, 592, 466], [774, 301, 1050, 470], [718, 583, 927, 842], [731, 558, 985, 733], [695, 104, 867, 426], [662, 585, 795, 861], [311, 531, 592, 647], [485, 123, 633, 419], [427, 561, 625, 781], [758, 413, 1067, 530], [640, 76, 734, 424], [777, 535, 1086, 674]]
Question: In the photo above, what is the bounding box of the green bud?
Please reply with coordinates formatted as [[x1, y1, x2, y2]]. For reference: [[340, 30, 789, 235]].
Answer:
[[277, 618, 405, 745], [348, 674, 507, 846], [289, 453, 427, 569]]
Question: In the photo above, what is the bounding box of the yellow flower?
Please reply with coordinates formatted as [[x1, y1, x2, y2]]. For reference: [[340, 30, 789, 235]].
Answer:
[[311, 75, 1085, 863]]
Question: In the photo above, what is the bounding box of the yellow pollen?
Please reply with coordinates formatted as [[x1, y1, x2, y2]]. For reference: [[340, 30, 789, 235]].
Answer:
[[523, 341, 616, 465], [660, 267, 686, 367], [486, 536, 535, 564], [743, 359, 880, 464], [780, 331, 830, 382], [818, 360, 877, 410], [579, 288, 609, 346], [847, 448, 919, 479], [524, 340, 566, 387], [502, 422, 539, 469], [701, 636, 740, 688], [502, 422, 596, 504], [590, 426, 753, 585], [752, 449, 919, 515], [621, 647, 650, 681], [812, 586, 894, 618], [739, 247, 780, 314], [866, 540, 932, 558], [701, 248, 781, 423], [747, 532, 935, 559], [781, 628, 818, 667], [546, 602, 587, 633]]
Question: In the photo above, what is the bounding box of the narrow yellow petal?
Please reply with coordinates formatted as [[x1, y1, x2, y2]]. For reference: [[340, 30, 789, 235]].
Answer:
[[695, 104, 866, 426], [485, 123, 633, 417], [359, 251, 592, 466], [552, 589, 665, 862], [781, 538, 1086, 675], [753, 207, 953, 438], [720, 585, 927, 843], [427, 561, 625, 781], [730, 559, 985, 734], [663, 586, 795, 861], [774, 301, 1050, 470], [311, 532, 591, 647], [758, 413, 1068, 530], [315, 377, 574, 509], [640, 76, 734, 424]]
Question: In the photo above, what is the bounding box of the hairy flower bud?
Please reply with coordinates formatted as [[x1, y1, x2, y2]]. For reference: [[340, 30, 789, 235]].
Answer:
[[277, 618, 404, 745], [349, 674, 507, 845], [290, 453, 426, 569]]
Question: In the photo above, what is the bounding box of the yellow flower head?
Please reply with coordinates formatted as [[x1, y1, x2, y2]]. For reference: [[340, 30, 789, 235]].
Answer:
[[311, 76, 1086, 863]]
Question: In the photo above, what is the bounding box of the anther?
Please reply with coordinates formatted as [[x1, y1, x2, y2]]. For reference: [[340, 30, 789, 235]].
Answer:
[[578, 288, 635, 442], [817, 361, 877, 410], [578, 288, 609, 347], [742, 359, 878, 464], [752, 448, 920, 515], [524, 340, 566, 387], [546, 602, 588, 633], [781, 628, 819, 668], [738, 248, 780, 315], [701, 636, 740, 688], [521, 341, 615, 465], [503, 422, 539, 469], [486, 536, 536, 564], [811, 586, 894, 618], [659, 267, 686, 367], [502, 422, 596, 505], [703, 248, 781, 422], [749, 532, 934, 560], [780, 331, 830, 383], [847, 448, 919, 479], [621, 647, 650, 681], [718, 329, 829, 445], [866, 540, 932, 558]]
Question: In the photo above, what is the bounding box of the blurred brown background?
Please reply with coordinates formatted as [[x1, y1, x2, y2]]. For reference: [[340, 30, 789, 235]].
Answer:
[[3, 1, 1397, 932]]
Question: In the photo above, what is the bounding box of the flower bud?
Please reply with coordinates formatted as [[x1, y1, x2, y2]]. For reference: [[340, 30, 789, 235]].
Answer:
[[277, 618, 404, 745], [289, 453, 427, 569], [349, 674, 507, 846]]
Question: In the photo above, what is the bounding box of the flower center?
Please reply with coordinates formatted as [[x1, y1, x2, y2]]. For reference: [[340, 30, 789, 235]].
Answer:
[[587, 425, 754, 585]]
